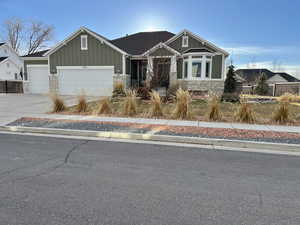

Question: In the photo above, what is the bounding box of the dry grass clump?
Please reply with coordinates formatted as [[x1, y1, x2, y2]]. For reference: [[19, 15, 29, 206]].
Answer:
[[207, 95, 222, 121], [272, 102, 290, 123], [234, 99, 255, 123], [173, 88, 192, 119], [112, 81, 126, 98], [76, 94, 88, 113], [123, 90, 137, 116], [149, 90, 163, 118], [278, 93, 300, 103], [96, 97, 112, 115], [50, 94, 66, 113]]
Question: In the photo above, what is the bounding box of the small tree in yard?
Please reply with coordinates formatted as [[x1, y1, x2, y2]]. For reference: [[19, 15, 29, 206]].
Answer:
[[255, 73, 269, 95], [222, 65, 239, 102]]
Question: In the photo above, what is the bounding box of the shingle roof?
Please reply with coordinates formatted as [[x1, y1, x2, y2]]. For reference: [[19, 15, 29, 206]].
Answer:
[[184, 48, 214, 53], [22, 49, 50, 57], [0, 43, 5, 47], [110, 31, 175, 55], [0, 57, 8, 62], [273, 72, 299, 82]]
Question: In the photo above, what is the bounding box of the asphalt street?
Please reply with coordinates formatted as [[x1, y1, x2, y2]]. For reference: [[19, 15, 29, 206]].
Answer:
[[0, 133, 300, 225]]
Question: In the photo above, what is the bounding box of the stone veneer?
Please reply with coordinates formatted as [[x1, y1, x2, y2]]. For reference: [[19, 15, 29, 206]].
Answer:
[[177, 80, 224, 95]]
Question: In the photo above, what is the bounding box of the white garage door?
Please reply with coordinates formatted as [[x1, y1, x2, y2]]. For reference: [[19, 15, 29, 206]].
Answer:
[[57, 66, 113, 96], [27, 65, 49, 94]]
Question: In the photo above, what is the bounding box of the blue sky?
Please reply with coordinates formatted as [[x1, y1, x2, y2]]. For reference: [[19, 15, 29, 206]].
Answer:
[[1, 0, 300, 78]]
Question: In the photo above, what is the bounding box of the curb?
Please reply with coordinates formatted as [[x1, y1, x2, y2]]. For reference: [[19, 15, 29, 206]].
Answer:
[[1, 125, 300, 153]]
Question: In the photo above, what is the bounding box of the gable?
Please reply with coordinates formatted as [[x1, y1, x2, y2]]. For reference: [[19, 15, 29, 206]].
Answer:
[[267, 74, 288, 83], [149, 47, 175, 56]]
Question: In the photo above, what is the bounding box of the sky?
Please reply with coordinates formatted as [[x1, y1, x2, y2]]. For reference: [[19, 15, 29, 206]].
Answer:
[[1, 0, 300, 78]]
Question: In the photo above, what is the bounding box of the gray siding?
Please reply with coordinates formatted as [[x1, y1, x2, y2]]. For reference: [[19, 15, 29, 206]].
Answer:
[[211, 55, 222, 79], [49, 32, 123, 74], [149, 47, 175, 56], [167, 33, 216, 53], [24, 60, 48, 74]]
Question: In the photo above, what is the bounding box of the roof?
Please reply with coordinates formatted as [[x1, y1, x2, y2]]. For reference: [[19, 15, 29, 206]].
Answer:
[[111, 31, 175, 55], [0, 43, 5, 47], [22, 49, 50, 57], [273, 72, 299, 82], [0, 57, 8, 62], [235, 69, 300, 83], [183, 48, 214, 53]]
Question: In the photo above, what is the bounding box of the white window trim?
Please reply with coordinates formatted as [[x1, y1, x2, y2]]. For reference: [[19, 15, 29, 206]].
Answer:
[[81, 35, 88, 50], [180, 53, 214, 80], [182, 36, 189, 48]]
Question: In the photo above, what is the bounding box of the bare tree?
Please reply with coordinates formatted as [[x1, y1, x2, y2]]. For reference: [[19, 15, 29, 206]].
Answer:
[[2, 18, 24, 53], [1, 18, 54, 54], [26, 21, 54, 54]]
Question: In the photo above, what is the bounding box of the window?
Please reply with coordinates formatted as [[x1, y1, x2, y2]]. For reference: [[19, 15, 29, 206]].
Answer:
[[183, 61, 188, 78], [6, 62, 9, 68], [192, 62, 202, 78], [182, 35, 189, 47], [205, 61, 211, 78], [4, 49, 8, 54], [81, 35, 88, 50]]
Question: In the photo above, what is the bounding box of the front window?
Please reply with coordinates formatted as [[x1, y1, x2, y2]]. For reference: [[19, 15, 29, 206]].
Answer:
[[184, 61, 188, 78], [205, 61, 211, 78], [192, 62, 202, 78]]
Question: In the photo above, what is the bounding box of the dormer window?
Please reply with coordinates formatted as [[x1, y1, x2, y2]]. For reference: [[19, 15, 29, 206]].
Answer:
[[182, 35, 189, 47], [81, 35, 88, 50]]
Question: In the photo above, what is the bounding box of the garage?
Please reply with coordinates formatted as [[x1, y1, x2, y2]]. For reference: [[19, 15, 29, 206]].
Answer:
[[27, 65, 49, 94], [57, 66, 113, 96]]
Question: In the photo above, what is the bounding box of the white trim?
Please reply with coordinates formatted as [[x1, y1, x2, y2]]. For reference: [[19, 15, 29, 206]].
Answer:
[[27, 64, 49, 68], [22, 57, 48, 60], [142, 42, 181, 56], [44, 27, 128, 56], [122, 55, 126, 75], [0, 57, 9, 65], [0, 43, 23, 61], [222, 54, 225, 80], [56, 66, 114, 70], [80, 35, 88, 50], [164, 29, 229, 56], [182, 35, 189, 47]]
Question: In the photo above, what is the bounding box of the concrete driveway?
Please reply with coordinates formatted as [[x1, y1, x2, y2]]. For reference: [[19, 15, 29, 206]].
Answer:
[[0, 94, 88, 125]]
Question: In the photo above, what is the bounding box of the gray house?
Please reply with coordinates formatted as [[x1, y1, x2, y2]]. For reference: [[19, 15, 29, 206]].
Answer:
[[22, 27, 229, 96]]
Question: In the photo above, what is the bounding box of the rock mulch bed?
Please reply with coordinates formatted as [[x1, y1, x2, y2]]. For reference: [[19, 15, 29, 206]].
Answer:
[[8, 117, 300, 145]]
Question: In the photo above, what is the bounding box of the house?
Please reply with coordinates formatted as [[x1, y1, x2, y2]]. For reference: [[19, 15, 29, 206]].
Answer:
[[0, 43, 23, 81], [22, 27, 229, 96], [235, 69, 299, 86]]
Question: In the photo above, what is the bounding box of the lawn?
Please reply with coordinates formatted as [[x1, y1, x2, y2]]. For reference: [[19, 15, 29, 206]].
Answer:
[[63, 97, 300, 126]]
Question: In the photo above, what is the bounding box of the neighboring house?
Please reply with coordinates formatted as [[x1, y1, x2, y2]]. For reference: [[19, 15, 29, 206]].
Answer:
[[0, 43, 23, 81], [22, 27, 229, 96], [235, 69, 299, 86]]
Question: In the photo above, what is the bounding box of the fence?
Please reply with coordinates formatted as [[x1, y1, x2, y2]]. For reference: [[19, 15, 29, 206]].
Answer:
[[0, 80, 24, 93]]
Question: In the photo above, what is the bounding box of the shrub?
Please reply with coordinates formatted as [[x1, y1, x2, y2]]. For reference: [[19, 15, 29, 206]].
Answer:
[[272, 102, 290, 123], [149, 90, 163, 118], [278, 93, 300, 103], [136, 87, 151, 100], [223, 65, 237, 94], [234, 100, 255, 123], [207, 95, 222, 121], [76, 94, 88, 113], [221, 93, 240, 103], [254, 73, 269, 95], [112, 81, 126, 98], [50, 94, 66, 113], [173, 88, 192, 119], [123, 90, 138, 116], [97, 97, 112, 115]]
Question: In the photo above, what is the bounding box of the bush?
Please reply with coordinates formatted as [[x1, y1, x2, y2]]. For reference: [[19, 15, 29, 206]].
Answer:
[[173, 88, 192, 119], [272, 102, 290, 123], [76, 94, 88, 113], [136, 87, 151, 100], [97, 97, 112, 115], [207, 95, 222, 121], [50, 94, 66, 113], [149, 90, 163, 118], [234, 100, 255, 123], [255, 73, 269, 95], [278, 93, 300, 103], [221, 93, 240, 103], [223, 65, 237, 94], [123, 90, 138, 116], [112, 81, 126, 98]]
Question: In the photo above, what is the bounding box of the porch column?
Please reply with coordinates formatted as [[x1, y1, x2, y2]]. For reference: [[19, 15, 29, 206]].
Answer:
[[146, 56, 153, 88], [170, 55, 177, 87]]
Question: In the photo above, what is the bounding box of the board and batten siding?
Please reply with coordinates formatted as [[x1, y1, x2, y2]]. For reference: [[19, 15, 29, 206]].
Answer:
[[49, 32, 123, 74], [149, 47, 175, 57], [211, 55, 222, 79]]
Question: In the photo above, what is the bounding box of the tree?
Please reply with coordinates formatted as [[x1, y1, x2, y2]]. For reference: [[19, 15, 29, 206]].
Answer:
[[2, 18, 54, 54], [221, 65, 239, 102], [255, 73, 269, 95]]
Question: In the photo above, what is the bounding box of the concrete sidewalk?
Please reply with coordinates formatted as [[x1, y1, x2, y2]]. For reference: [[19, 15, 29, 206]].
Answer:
[[24, 114, 300, 134]]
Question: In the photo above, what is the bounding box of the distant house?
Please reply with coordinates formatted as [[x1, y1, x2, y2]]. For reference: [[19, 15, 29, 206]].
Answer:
[[235, 69, 299, 86]]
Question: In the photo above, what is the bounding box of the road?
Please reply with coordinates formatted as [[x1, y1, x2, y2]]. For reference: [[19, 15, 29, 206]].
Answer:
[[0, 133, 300, 225]]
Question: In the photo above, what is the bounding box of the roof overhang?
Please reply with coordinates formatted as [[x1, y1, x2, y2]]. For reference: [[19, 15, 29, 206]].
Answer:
[[44, 27, 128, 57], [142, 42, 181, 57], [164, 29, 229, 56], [22, 57, 48, 60]]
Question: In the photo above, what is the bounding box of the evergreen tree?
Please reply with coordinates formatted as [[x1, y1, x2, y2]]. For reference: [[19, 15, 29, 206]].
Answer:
[[255, 73, 269, 95], [223, 65, 237, 93]]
